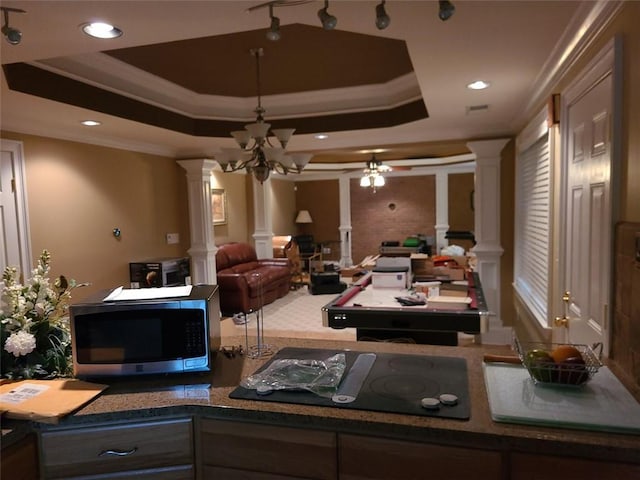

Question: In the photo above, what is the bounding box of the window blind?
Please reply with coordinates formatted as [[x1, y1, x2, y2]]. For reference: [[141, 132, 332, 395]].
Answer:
[[514, 134, 551, 326]]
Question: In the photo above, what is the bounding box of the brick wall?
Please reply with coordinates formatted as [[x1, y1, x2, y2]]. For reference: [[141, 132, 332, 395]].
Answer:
[[350, 175, 436, 264]]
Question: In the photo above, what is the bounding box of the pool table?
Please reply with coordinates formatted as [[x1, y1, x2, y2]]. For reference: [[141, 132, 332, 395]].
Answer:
[[321, 271, 489, 345]]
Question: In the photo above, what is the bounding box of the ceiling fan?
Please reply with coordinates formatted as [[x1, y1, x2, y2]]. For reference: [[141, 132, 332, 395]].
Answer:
[[360, 154, 393, 192]]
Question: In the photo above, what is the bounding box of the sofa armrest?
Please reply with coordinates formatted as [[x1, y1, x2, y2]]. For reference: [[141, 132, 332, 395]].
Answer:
[[216, 272, 249, 295]]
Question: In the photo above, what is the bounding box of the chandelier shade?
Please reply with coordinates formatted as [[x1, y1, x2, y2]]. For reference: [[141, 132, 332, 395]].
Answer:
[[215, 47, 311, 183]]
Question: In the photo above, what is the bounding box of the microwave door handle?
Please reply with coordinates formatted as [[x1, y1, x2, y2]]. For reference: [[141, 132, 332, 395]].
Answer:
[[98, 447, 138, 457]]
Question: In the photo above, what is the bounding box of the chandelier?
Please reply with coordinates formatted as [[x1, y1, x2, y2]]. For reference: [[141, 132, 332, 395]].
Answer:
[[360, 155, 391, 193], [215, 47, 312, 184]]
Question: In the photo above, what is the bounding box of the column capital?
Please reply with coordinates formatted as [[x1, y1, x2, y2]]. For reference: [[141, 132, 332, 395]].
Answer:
[[177, 159, 217, 177], [466, 139, 509, 161]]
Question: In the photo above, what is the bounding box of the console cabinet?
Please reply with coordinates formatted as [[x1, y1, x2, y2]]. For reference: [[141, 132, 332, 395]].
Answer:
[[39, 417, 194, 479], [338, 434, 503, 480], [33, 415, 640, 480], [1, 432, 39, 480], [509, 452, 640, 480], [199, 418, 337, 480]]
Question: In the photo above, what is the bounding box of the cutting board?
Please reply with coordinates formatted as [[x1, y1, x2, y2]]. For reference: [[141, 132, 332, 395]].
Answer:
[[483, 363, 640, 434]]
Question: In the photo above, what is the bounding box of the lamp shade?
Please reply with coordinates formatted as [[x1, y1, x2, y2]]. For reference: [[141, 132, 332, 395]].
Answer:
[[295, 210, 313, 224]]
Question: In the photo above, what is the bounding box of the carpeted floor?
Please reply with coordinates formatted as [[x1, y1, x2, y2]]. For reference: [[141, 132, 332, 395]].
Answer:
[[220, 286, 357, 341]]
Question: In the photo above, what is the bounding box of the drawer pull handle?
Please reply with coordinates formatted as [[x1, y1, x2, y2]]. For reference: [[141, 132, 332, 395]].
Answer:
[[98, 447, 138, 457]]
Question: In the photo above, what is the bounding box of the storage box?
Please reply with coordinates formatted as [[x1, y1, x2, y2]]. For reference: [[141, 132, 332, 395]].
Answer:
[[433, 265, 466, 281], [411, 253, 434, 276], [372, 268, 409, 289], [129, 257, 190, 288]]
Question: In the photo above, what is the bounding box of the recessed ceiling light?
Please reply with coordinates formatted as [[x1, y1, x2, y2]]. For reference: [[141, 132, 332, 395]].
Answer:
[[81, 120, 101, 126], [81, 22, 123, 39], [314, 133, 329, 140], [467, 80, 491, 90]]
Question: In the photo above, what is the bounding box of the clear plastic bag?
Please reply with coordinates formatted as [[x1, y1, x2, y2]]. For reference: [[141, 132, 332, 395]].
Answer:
[[240, 353, 346, 398]]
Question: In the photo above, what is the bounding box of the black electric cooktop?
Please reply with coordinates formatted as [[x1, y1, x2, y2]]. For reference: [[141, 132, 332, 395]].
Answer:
[[229, 347, 470, 420]]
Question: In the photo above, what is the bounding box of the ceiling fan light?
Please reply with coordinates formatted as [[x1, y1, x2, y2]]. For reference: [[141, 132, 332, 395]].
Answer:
[[374, 175, 385, 187], [360, 176, 371, 187]]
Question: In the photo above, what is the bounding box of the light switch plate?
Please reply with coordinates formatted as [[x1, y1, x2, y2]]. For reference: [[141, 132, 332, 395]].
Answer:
[[166, 233, 180, 244]]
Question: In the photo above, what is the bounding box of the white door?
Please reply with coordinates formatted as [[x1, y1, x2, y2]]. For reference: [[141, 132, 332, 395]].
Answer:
[[0, 139, 31, 279], [561, 56, 614, 353]]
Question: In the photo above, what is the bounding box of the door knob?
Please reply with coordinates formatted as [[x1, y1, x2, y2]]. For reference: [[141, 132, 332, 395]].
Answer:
[[554, 291, 571, 328]]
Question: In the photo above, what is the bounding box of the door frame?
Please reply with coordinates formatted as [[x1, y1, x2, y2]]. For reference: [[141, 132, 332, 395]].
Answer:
[[0, 138, 32, 279], [557, 36, 622, 356]]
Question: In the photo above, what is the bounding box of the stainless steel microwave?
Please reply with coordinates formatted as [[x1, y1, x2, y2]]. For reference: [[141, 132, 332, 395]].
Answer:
[[69, 285, 220, 378]]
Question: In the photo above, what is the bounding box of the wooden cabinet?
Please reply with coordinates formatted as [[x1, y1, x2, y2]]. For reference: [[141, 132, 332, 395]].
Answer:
[[199, 418, 337, 480], [39, 417, 194, 479], [510, 452, 640, 480], [1, 432, 39, 480], [338, 434, 503, 480]]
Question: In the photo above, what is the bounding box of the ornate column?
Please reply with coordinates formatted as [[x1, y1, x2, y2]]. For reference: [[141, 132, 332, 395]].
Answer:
[[338, 176, 354, 267], [251, 176, 273, 259], [434, 170, 450, 255], [177, 159, 217, 285], [467, 139, 510, 344]]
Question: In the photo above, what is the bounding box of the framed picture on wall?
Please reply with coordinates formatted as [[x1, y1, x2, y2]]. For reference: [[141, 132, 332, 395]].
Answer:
[[211, 189, 227, 225]]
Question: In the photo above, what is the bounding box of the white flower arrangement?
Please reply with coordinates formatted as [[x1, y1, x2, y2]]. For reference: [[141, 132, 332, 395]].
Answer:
[[1, 250, 85, 379]]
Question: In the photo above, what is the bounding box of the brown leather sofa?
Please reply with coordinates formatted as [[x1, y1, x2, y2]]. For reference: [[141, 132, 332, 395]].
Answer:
[[215, 242, 292, 316]]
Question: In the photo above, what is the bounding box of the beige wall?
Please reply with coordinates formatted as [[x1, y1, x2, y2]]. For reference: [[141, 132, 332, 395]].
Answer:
[[271, 178, 297, 236], [2, 131, 190, 302], [294, 179, 341, 261], [210, 171, 249, 245]]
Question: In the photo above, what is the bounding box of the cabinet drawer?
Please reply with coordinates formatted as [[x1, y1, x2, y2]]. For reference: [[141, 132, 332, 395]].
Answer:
[[200, 418, 337, 480], [338, 434, 503, 480], [40, 417, 193, 479]]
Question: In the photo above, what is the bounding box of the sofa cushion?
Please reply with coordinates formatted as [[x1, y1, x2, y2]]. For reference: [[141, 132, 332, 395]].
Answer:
[[215, 242, 258, 271]]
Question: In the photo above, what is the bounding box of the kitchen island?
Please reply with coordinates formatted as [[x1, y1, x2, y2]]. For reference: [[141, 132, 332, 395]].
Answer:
[[4, 336, 640, 479]]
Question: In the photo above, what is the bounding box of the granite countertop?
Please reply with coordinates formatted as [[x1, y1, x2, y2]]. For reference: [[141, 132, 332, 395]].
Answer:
[[3, 336, 640, 464]]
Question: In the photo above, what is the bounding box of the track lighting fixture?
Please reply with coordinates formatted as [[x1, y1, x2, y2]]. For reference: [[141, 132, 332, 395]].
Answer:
[[251, 0, 456, 40], [1, 6, 26, 45], [438, 0, 455, 21], [375, 1, 390, 30], [318, 0, 337, 31], [266, 5, 281, 41]]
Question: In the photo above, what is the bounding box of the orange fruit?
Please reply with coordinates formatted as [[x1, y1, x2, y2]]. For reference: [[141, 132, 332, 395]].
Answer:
[[550, 345, 582, 364]]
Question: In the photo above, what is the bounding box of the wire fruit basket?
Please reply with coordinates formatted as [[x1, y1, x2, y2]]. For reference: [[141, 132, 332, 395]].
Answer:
[[514, 336, 602, 387]]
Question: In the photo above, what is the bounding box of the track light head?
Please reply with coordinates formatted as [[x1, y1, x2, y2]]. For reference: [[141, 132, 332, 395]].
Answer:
[[438, 0, 455, 21], [375, 1, 390, 30], [318, 0, 337, 30], [266, 5, 281, 41], [1, 7, 25, 45]]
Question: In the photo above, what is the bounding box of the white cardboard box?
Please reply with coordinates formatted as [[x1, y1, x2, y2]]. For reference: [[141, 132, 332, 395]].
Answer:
[[372, 271, 407, 288]]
